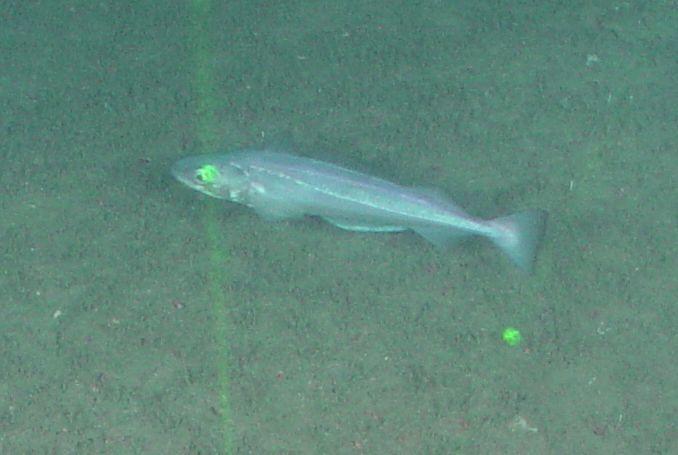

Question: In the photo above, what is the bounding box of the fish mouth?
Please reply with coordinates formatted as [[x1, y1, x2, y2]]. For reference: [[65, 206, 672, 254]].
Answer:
[[170, 158, 192, 180], [171, 158, 206, 189]]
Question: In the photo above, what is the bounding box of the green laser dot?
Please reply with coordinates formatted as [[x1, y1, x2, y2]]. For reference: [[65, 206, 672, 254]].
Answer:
[[502, 327, 522, 346], [197, 164, 219, 183]]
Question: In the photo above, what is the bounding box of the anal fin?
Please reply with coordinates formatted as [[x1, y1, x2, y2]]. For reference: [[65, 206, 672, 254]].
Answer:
[[413, 226, 473, 248], [323, 217, 406, 233]]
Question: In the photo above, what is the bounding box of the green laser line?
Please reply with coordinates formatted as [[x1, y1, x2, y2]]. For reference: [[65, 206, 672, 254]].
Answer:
[[190, 1, 233, 452]]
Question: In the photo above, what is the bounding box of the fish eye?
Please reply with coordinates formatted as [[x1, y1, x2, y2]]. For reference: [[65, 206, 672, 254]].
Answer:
[[195, 164, 219, 184]]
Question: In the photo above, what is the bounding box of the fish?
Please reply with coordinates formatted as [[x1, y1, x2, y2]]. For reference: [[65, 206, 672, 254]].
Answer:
[[171, 149, 547, 271]]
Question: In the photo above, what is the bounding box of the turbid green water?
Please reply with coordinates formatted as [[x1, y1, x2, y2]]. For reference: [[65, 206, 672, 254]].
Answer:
[[1, 1, 676, 453]]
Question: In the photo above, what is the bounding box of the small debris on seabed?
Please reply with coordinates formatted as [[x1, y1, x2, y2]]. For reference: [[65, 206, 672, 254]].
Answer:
[[510, 415, 539, 433]]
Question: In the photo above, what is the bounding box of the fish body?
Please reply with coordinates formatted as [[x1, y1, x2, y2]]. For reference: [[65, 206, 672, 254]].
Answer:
[[171, 150, 547, 271]]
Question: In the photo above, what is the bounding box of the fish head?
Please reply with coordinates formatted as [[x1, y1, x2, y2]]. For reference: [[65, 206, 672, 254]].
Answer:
[[171, 154, 251, 203]]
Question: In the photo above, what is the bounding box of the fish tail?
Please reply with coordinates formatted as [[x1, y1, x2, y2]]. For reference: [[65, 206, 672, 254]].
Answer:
[[487, 209, 548, 272]]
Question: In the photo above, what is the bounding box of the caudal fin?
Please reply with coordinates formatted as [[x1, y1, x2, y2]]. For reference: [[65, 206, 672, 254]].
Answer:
[[488, 210, 548, 272]]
